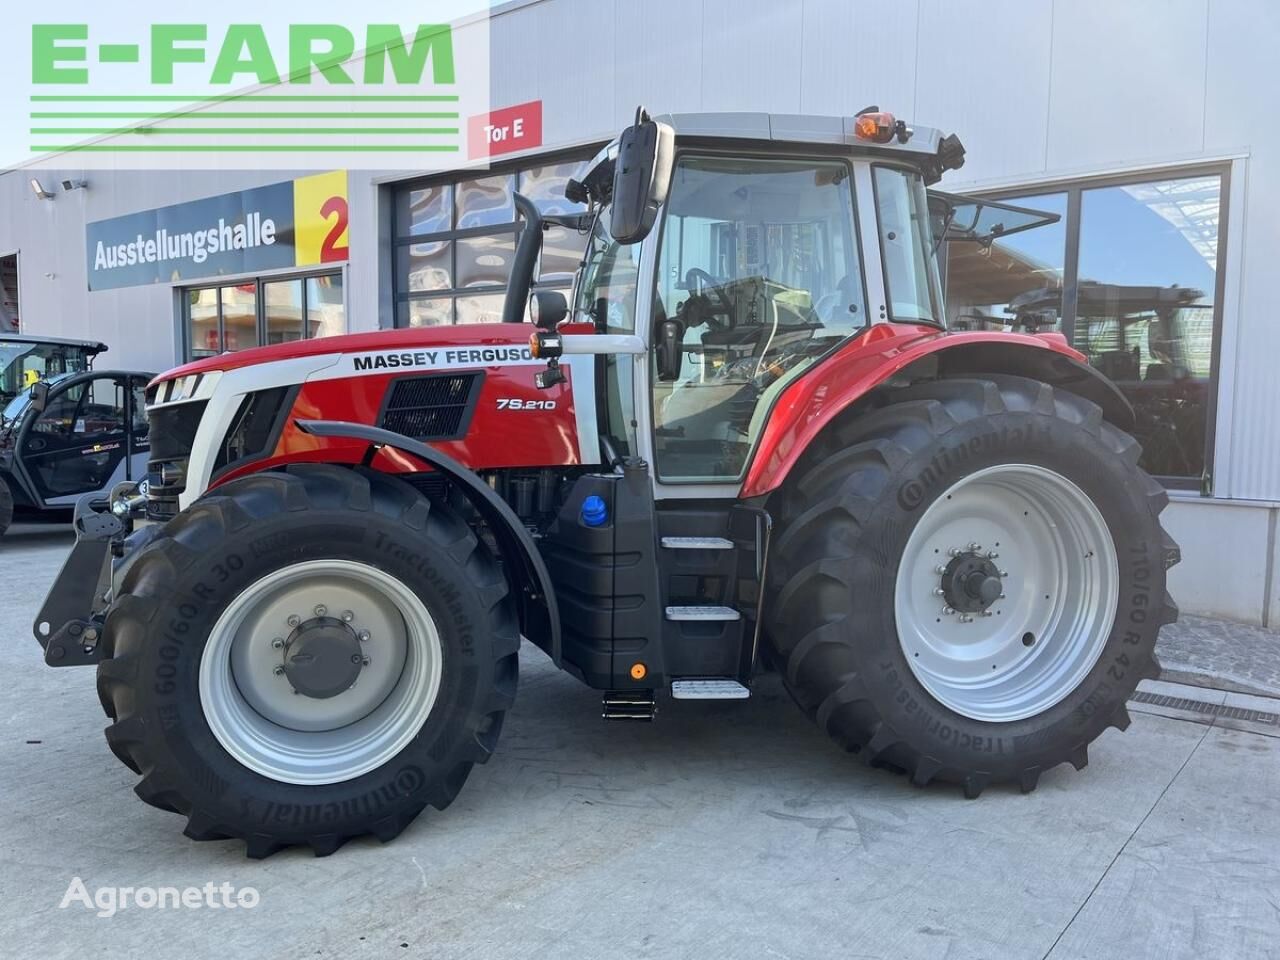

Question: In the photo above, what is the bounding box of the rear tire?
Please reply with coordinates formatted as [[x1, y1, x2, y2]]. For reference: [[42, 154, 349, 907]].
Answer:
[[765, 376, 1178, 796], [96, 464, 519, 857]]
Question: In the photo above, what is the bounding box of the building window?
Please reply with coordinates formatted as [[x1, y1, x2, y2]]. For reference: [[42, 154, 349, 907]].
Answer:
[[391, 151, 595, 327], [944, 169, 1226, 489], [183, 271, 344, 360]]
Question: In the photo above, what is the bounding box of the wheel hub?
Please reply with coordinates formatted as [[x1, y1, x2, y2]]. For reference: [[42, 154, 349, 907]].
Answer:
[[281, 617, 364, 699], [940, 552, 1005, 614]]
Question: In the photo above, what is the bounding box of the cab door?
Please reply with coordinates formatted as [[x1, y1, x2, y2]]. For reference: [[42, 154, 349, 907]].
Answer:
[[19, 375, 130, 505]]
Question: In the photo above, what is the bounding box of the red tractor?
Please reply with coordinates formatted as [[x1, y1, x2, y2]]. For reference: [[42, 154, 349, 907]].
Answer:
[[34, 109, 1178, 857]]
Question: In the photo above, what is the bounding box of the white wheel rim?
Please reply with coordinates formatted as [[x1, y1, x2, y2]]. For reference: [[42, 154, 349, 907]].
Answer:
[[893, 464, 1119, 723], [199, 559, 443, 785]]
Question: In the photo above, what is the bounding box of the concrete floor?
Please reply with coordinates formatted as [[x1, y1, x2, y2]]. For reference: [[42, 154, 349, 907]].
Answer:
[[2, 523, 1278, 960]]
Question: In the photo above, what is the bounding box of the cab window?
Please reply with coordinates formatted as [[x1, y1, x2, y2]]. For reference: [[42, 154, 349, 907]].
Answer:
[[873, 166, 943, 324], [652, 155, 863, 482]]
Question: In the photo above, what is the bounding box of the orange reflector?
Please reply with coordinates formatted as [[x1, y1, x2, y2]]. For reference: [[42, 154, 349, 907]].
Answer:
[[529, 332, 542, 358], [854, 111, 896, 144], [630, 662, 647, 681]]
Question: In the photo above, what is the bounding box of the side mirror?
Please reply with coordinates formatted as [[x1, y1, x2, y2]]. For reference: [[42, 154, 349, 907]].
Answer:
[[529, 290, 569, 331], [29, 380, 50, 413], [610, 108, 674, 245], [655, 318, 685, 382]]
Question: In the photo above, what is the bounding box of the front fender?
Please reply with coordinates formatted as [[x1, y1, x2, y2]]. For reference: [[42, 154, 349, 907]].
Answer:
[[295, 419, 561, 665], [741, 324, 1131, 498]]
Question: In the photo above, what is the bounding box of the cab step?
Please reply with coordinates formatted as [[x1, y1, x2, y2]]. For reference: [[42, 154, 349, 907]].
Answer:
[[664, 605, 740, 622], [602, 690, 657, 721], [671, 679, 751, 700], [660, 536, 735, 550]]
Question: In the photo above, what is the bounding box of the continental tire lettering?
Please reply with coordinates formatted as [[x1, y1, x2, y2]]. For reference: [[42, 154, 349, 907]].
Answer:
[[896, 424, 1054, 511]]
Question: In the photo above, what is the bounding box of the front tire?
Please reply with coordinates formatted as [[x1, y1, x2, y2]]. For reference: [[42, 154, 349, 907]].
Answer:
[[96, 464, 519, 857], [765, 376, 1179, 796]]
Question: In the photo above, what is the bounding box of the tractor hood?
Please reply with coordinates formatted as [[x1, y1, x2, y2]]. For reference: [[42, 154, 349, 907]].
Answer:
[[153, 323, 536, 389]]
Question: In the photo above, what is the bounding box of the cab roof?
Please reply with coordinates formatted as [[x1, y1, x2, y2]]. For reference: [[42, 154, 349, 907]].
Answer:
[[655, 111, 947, 159], [0, 333, 108, 353]]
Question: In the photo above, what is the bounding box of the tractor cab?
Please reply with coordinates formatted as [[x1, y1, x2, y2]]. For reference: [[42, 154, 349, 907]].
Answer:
[[519, 109, 969, 495]]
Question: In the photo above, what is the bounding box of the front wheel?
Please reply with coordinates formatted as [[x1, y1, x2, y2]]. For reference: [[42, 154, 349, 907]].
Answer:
[[765, 376, 1179, 797], [96, 464, 519, 857]]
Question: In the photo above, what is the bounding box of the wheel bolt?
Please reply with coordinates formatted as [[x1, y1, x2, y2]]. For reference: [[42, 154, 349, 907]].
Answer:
[[271, 637, 284, 649], [935, 564, 948, 574], [287, 614, 301, 628], [362, 656, 371, 667], [986, 551, 1000, 559], [948, 548, 963, 558], [968, 542, 981, 551], [999, 570, 1009, 578], [358, 630, 371, 643], [933, 588, 945, 597], [999, 593, 1006, 600], [341, 610, 354, 623], [314, 605, 327, 617], [942, 606, 954, 616], [981, 611, 993, 618], [959, 614, 974, 623], [273, 665, 285, 676]]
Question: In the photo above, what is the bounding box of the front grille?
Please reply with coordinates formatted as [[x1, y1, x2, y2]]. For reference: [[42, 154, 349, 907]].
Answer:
[[213, 387, 292, 478], [147, 401, 206, 462], [146, 400, 205, 521], [379, 373, 482, 441]]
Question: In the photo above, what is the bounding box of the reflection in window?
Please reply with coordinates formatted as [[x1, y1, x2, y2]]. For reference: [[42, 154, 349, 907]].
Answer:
[[457, 233, 515, 287], [264, 279, 304, 345], [306, 275, 344, 339], [221, 285, 259, 353], [391, 153, 594, 327], [398, 185, 451, 237], [944, 192, 1068, 332], [184, 272, 344, 360], [1075, 176, 1221, 480], [456, 175, 514, 229], [940, 172, 1223, 485]]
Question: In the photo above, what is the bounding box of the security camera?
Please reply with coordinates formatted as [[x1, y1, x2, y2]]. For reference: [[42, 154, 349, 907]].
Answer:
[[60, 179, 87, 192]]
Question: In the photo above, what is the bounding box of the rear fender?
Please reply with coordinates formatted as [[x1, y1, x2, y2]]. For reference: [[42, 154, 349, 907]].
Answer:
[[741, 325, 1132, 498], [295, 420, 561, 664]]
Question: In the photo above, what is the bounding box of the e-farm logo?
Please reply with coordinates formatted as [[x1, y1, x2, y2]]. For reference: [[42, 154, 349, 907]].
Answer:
[[19, 6, 490, 169]]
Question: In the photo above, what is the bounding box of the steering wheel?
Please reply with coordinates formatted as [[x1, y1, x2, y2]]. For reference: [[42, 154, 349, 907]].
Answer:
[[684, 267, 735, 319]]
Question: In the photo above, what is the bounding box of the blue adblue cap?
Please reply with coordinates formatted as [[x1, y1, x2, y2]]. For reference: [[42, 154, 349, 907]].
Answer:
[[581, 495, 608, 527]]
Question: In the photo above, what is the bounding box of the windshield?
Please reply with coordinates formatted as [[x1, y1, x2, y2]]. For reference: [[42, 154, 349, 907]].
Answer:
[[0, 340, 95, 408], [1, 371, 75, 425]]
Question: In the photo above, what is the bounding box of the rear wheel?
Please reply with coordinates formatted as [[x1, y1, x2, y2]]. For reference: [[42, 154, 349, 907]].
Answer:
[[765, 376, 1178, 796], [96, 464, 519, 857], [0, 474, 11, 536]]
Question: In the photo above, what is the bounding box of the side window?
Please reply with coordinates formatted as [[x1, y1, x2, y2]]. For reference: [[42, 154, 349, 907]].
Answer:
[[35, 378, 125, 438], [130, 379, 150, 441], [652, 156, 863, 482], [873, 166, 943, 324]]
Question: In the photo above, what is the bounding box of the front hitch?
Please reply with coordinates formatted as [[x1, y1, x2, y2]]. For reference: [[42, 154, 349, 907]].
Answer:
[[32, 487, 146, 667]]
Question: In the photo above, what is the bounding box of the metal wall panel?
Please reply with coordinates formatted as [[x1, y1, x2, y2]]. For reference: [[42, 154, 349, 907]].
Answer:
[[699, 0, 805, 113], [1203, 0, 1280, 501], [915, 0, 1054, 183], [798, 0, 920, 118], [1044, 0, 1209, 173]]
